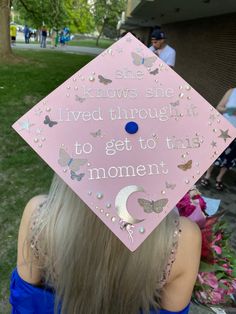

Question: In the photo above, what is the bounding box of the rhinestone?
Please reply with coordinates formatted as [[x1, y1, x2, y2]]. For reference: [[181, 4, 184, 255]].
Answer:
[[139, 227, 145, 234], [105, 213, 110, 217], [36, 128, 42, 134], [46, 107, 51, 112], [182, 154, 186, 158], [195, 162, 199, 166], [88, 191, 92, 196], [63, 168, 67, 173], [67, 86, 70, 89], [161, 190, 166, 194], [185, 85, 191, 91], [106, 203, 111, 208], [107, 48, 113, 54], [217, 119, 220, 123], [111, 217, 116, 222], [187, 96, 191, 100], [87, 163, 91, 167], [96, 192, 103, 200], [34, 138, 39, 143], [74, 86, 78, 90], [179, 86, 183, 90], [208, 122, 212, 126], [89, 76, 95, 82], [213, 128, 217, 132], [180, 113, 184, 117], [38, 143, 42, 148], [41, 137, 46, 141], [66, 93, 70, 97], [179, 93, 184, 98], [185, 179, 190, 184], [73, 78, 76, 81], [197, 170, 200, 174], [100, 209, 104, 213], [43, 101, 46, 105], [210, 107, 213, 111]]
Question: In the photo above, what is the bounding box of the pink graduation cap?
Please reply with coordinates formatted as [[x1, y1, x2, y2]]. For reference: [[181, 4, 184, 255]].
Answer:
[[13, 33, 236, 251]]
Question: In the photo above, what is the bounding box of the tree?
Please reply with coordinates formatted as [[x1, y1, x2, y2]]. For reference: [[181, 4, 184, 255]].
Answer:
[[91, 0, 126, 46], [14, 0, 94, 33], [0, 0, 13, 59], [63, 0, 95, 34]]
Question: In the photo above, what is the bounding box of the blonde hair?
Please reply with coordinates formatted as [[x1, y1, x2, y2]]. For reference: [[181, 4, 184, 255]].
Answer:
[[30, 174, 179, 314]]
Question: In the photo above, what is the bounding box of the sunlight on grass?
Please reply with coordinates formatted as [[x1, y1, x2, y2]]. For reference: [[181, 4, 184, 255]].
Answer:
[[69, 38, 114, 48]]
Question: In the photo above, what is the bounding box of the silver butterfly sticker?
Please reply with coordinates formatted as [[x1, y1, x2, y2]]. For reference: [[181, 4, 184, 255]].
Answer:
[[70, 170, 85, 181], [98, 75, 112, 85], [131, 52, 157, 68], [90, 129, 101, 138], [58, 148, 87, 172], [170, 100, 180, 107], [75, 95, 86, 103], [44, 115, 58, 127], [150, 68, 159, 75], [165, 182, 176, 190], [138, 198, 168, 214]]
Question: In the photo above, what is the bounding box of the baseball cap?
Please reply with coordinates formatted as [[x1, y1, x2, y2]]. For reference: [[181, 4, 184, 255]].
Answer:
[[151, 30, 166, 40]]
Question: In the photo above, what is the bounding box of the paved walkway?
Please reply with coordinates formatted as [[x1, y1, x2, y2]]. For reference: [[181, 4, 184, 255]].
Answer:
[[12, 43, 104, 56]]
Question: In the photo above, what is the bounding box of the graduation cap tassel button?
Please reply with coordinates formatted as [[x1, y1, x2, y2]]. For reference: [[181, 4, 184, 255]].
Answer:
[[125, 121, 139, 134]]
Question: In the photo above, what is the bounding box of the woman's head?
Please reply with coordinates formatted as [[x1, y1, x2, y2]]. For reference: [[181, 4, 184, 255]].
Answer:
[[30, 174, 178, 314]]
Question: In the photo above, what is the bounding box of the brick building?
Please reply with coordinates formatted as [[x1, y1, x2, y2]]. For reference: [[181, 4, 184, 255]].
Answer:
[[119, 0, 236, 106]]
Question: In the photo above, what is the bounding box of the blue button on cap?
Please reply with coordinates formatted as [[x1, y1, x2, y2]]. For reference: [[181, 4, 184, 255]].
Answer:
[[125, 121, 139, 134]]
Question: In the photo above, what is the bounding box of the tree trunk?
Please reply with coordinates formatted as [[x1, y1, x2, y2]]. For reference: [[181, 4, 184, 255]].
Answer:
[[0, 0, 13, 59], [96, 22, 105, 46]]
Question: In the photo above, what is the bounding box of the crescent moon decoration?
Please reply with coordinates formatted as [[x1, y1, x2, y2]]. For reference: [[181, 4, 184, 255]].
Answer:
[[115, 185, 145, 225]]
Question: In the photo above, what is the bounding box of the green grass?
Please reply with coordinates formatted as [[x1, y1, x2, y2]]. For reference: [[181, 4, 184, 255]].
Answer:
[[68, 38, 114, 48], [0, 50, 93, 312], [15, 38, 114, 49]]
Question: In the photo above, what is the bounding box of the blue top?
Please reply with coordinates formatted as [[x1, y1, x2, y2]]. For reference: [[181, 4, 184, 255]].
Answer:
[[10, 268, 190, 314]]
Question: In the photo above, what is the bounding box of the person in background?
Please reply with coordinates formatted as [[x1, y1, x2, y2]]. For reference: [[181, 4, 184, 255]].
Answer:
[[64, 27, 70, 45], [40, 26, 47, 48], [201, 88, 236, 191], [24, 25, 30, 44], [59, 30, 65, 46], [10, 22, 17, 46], [149, 30, 176, 68]]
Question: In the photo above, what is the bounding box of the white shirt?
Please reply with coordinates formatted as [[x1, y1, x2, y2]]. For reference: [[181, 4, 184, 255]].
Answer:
[[223, 88, 236, 128], [150, 44, 176, 67]]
